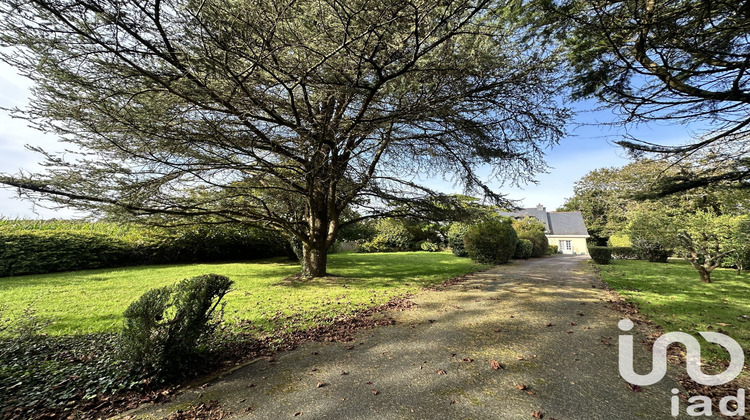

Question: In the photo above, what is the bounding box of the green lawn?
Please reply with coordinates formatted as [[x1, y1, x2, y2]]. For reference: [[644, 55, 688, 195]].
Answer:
[[598, 259, 750, 363], [0, 252, 489, 336]]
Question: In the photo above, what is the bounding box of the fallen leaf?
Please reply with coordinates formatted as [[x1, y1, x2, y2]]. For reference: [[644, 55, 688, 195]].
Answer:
[[366, 381, 372, 385], [531, 410, 544, 418], [294, 412, 303, 417], [371, 389, 379, 395], [340, 371, 348, 375], [516, 384, 528, 390], [570, 322, 577, 326], [491, 360, 503, 370], [717, 323, 731, 327], [435, 369, 446, 375], [627, 383, 642, 392], [463, 357, 474, 362], [545, 323, 553, 327], [316, 381, 325, 388], [566, 330, 573, 334]]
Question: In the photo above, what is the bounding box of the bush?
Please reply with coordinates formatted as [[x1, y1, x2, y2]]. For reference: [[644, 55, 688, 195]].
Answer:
[[447, 222, 471, 257], [513, 239, 533, 259], [512, 217, 548, 258], [588, 246, 612, 265], [547, 244, 559, 254], [631, 239, 671, 263], [120, 274, 233, 378], [355, 219, 415, 253], [419, 241, 440, 252], [518, 230, 549, 258], [0, 221, 289, 277], [610, 246, 639, 260], [463, 218, 518, 265], [0, 230, 131, 277]]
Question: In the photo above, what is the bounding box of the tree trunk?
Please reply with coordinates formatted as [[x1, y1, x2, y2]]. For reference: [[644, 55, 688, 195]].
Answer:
[[697, 265, 712, 283], [301, 243, 328, 278]]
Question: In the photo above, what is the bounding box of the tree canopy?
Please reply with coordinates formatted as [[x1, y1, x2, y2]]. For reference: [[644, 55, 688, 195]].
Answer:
[[0, 0, 570, 277], [531, 0, 750, 194]]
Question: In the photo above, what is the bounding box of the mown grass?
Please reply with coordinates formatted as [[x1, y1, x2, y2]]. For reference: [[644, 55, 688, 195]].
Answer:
[[598, 259, 750, 363], [0, 252, 489, 337]]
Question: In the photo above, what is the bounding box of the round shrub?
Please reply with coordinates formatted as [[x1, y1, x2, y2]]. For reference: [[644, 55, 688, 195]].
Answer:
[[588, 246, 612, 265], [419, 241, 440, 252], [463, 218, 518, 264], [447, 222, 471, 257], [513, 239, 533, 259], [547, 244, 559, 254]]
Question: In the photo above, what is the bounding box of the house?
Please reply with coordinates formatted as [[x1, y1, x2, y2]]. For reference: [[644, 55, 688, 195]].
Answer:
[[502, 204, 590, 255]]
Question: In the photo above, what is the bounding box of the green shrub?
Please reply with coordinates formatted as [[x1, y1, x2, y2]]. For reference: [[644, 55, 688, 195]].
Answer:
[[447, 222, 471, 257], [512, 217, 549, 258], [0, 220, 289, 277], [589, 246, 612, 265], [121, 274, 233, 378], [547, 244, 559, 254], [419, 241, 440, 252], [463, 218, 518, 265], [0, 230, 131, 277], [631, 239, 671, 263], [610, 246, 639, 260], [518, 230, 548, 258], [354, 219, 415, 253], [513, 239, 533, 259]]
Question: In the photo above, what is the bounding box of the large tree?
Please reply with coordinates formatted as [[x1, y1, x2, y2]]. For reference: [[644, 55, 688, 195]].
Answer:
[[531, 0, 750, 194], [0, 0, 569, 277]]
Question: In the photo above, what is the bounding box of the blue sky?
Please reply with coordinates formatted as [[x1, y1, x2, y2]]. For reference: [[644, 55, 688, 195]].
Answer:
[[0, 61, 694, 219]]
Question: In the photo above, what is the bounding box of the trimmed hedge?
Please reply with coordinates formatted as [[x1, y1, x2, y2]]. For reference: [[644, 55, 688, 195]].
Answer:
[[589, 246, 612, 265], [513, 239, 533, 259], [463, 218, 518, 265], [0, 222, 289, 277], [610, 246, 639, 260]]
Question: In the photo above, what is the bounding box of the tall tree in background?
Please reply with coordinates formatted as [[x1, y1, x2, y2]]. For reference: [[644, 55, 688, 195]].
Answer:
[[0, 0, 569, 277], [532, 0, 750, 194]]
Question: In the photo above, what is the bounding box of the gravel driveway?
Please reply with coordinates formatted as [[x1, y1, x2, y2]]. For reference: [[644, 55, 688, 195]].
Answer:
[[123, 255, 690, 420]]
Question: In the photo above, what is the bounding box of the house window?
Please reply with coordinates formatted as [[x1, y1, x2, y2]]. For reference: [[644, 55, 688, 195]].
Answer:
[[560, 240, 572, 251]]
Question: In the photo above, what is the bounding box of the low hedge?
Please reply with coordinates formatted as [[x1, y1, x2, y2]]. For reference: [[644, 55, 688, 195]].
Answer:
[[0, 223, 289, 277], [610, 246, 639, 260], [588, 246, 612, 265]]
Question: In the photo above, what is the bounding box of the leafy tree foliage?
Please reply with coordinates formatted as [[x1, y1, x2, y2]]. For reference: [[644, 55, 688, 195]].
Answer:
[[530, 0, 750, 193], [561, 159, 750, 243], [0, 0, 569, 277]]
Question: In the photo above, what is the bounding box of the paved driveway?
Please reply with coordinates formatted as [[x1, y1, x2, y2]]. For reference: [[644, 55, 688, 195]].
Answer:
[[125, 255, 689, 419]]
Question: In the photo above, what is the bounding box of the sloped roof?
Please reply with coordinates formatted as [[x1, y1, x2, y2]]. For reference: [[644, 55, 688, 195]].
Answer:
[[501, 206, 589, 236], [546, 212, 589, 236]]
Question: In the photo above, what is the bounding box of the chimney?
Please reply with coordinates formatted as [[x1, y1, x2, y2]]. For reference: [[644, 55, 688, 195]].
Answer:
[[536, 203, 545, 212]]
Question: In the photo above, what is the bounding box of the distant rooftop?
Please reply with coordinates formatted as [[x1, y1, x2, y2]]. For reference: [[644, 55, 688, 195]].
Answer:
[[501, 204, 589, 236]]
